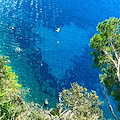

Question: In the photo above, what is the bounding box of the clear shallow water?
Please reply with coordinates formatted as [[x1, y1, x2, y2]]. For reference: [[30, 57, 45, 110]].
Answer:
[[0, 0, 120, 119]]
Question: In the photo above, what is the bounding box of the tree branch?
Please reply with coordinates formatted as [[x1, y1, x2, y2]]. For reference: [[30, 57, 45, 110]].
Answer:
[[103, 50, 117, 69], [55, 109, 70, 120], [44, 110, 53, 120], [117, 58, 120, 82], [110, 41, 119, 61], [0, 113, 5, 120], [102, 83, 118, 120], [109, 39, 120, 82], [102, 48, 120, 83]]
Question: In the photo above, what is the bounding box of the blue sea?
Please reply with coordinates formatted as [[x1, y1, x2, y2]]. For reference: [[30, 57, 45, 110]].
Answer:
[[0, 0, 120, 119]]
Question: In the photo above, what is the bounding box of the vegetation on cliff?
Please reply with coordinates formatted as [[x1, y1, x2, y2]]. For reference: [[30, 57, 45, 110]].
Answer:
[[50, 83, 103, 119], [0, 56, 103, 119], [0, 56, 49, 120]]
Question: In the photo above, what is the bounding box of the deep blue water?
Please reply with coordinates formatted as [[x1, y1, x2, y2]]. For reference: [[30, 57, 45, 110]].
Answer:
[[0, 0, 120, 119]]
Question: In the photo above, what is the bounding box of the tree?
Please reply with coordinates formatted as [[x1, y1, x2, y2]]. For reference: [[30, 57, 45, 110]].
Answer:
[[50, 83, 103, 120], [90, 17, 120, 119]]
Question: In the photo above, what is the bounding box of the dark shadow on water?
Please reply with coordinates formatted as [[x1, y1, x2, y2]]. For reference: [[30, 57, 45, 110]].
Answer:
[[60, 47, 104, 98]]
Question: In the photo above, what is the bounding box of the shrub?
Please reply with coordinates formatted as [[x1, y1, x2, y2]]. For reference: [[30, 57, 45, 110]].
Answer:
[[50, 83, 104, 120]]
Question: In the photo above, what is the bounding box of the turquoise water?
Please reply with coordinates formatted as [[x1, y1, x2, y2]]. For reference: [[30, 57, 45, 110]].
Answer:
[[0, 0, 120, 119]]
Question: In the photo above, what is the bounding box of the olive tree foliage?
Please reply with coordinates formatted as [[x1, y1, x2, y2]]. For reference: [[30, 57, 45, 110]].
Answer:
[[50, 83, 103, 120], [90, 17, 120, 111]]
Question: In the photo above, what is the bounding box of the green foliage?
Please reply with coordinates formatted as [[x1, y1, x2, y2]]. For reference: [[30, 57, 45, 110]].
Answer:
[[0, 56, 104, 119], [0, 56, 24, 120], [50, 83, 103, 120], [90, 17, 120, 111], [0, 56, 50, 120]]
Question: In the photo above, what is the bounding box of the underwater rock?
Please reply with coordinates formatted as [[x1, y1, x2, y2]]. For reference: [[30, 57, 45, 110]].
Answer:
[[15, 47, 21, 53], [56, 28, 60, 32], [44, 98, 49, 108]]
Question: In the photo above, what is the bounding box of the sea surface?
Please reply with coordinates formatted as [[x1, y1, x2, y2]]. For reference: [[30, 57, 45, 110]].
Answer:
[[0, 0, 120, 119]]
